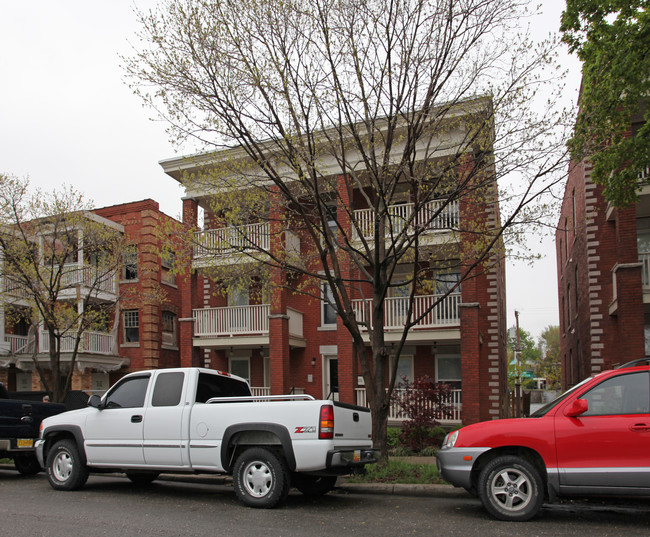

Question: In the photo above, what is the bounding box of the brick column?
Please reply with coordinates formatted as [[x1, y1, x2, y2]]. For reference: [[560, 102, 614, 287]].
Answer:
[[269, 187, 291, 394], [613, 263, 645, 362], [460, 302, 481, 424], [179, 198, 200, 367], [335, 174, 356, 404]]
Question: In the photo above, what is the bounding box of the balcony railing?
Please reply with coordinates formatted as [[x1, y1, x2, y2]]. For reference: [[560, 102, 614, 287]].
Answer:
[[60, 264, 117, 295], [355, 387, 462, 422], [194, 223, 270, 259], [4, 334, 29, 354], [39, 330, 114, 355], [354, 199, 459, 239], [352, 293, 461, 330], [194, 304, 271, 337], [193, 304, 305, 339]]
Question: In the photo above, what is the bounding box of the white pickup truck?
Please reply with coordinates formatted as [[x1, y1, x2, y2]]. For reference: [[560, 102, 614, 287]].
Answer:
[[35, 367, 377, 507]]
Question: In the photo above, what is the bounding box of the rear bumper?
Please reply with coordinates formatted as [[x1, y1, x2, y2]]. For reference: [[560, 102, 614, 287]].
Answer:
[[326, 448, 379, 470], [436, 447, 490, 489]]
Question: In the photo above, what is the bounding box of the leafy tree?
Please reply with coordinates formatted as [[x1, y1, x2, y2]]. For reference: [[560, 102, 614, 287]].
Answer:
[[126, 0, 568, 458], [0, 175, 127, 402], [561, 0, 650, 206], [535, 325, 561, 390], [507, 326, 541, 388]]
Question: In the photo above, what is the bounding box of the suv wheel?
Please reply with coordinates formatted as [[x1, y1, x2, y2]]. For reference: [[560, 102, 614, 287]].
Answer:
[[478, 455, 544, 521]]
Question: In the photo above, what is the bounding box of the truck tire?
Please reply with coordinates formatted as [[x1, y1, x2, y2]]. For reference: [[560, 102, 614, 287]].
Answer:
[[13, 453, 42, 476], [477, 455, 544, 521], [233, 447, 290, 508], [293, 474, 337, 496], [45, 439, 89, 491], [126, 472, 160, 486]]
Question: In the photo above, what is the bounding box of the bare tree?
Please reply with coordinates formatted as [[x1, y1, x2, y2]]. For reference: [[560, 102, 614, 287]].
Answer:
[[0, 175, 127, 402], [126, 0, 570, 456]]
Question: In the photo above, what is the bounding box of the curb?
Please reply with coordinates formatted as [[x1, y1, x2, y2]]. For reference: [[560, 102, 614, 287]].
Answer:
[[2, 463, 465, 498]]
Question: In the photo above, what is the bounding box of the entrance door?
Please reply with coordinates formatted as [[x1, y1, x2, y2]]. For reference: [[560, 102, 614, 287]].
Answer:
[[324, 356, 339, 401]]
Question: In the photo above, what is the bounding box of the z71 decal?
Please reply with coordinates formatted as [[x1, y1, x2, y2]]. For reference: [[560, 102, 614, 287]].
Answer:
[[294, 426, 317, 434]]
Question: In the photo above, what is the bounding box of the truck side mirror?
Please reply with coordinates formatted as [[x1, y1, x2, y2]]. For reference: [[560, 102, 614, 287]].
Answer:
[[88, 394, 103, 409], [565, 398, 588, 417]]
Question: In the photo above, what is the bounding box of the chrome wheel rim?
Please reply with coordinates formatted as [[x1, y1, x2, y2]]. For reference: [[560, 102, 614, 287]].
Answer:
[[488, 468, 532, 512], [52, 450, 73, 482], [242, 460, 272, 498]]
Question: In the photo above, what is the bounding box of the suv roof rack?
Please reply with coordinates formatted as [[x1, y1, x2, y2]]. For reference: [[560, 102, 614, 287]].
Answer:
[[615, 357, 650, 369]]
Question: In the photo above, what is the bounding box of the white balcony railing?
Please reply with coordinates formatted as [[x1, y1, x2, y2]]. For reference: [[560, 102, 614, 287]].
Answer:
[[354, 199, 459, 239], [60, 264, 117, 295], [352, 293, 461, 330], [194, 223, 270, 259], [355, 387, 462, 422], [640, 252, 650, 287], [251, 386, 271, 396], [4, 334, 29, 354], [193, 304, 271, 337], [39, 330, 114, 355]]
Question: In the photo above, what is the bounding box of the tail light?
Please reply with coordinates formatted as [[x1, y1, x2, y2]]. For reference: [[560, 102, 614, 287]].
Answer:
[[318, 404, 334, 439]]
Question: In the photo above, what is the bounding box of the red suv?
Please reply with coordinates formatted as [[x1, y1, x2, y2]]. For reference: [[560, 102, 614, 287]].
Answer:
[[437, 360, 650, 521]]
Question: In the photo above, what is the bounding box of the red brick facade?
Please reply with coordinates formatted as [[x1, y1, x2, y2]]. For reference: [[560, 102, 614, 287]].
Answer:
[[556, 160, 647, 387]]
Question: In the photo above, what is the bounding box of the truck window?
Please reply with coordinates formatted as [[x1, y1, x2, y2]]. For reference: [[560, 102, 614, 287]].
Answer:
[[104, 375, 150, 409], [152, 372, 184, 407], [195, 372, 251, 403]]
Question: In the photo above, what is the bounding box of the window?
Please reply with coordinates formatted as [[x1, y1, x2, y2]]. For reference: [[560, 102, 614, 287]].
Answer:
[[104, 375, 150, 409], [162, 311, 177, 347], [229, 357, 250, 382], [321, 281, 337, 326], [582, 372, 650, 416], [161, 250, 176, 285], [123, 245, 138, 280], [436, 354, 462, 390], [152, 372, 184, 407], [195, 372, 251, 402], [123, 310, 139, 343], [435, 271, 461, 295], [392, 355, 413, 385]]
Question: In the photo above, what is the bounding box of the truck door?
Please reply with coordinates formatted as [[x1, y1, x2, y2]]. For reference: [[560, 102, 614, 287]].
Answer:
[[84, 374, 150, 466], [143, 371, 188, 467]]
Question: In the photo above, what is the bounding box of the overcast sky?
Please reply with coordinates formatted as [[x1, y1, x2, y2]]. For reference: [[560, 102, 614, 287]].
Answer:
[[0, 0, 582, 340]]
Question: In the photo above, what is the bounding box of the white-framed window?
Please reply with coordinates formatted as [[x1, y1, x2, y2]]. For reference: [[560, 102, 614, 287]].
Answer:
[[391, 355, 414, 385], [123, 310, 139, 343], [162, 311, 177, 347], [436, 354, 461, 390], [229, 357, 250, 383], [122, 245, 138, 281], [321, 281, 337, 327]]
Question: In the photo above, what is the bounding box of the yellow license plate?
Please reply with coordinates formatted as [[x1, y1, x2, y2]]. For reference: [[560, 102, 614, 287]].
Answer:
[[17, 439, 33, 448]]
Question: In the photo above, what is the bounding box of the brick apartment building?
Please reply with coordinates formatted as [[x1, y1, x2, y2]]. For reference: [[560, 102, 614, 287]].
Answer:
[[0, 199, 182, 395], [160, 100, 508, 425], [556, 154, 650, 388]]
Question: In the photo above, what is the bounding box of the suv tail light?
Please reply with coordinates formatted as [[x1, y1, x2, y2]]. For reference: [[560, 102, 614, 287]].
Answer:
[[318, 405, 334, 439]]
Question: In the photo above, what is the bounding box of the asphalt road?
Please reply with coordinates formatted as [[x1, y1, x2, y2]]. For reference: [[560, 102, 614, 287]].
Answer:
[[1, 469, 649, 537]]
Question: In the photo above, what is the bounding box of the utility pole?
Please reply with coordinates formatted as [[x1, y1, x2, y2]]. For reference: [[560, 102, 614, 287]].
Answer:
[[514, 309, 521, 416]]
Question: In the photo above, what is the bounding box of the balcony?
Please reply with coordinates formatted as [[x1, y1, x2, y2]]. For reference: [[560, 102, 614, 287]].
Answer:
[[2, 265, 117, 303], [4, 330, 114, 355], [355, 387, 462, 423], [192, 305, 305, 348], [193, 223, 270, 267], [353, 199, 459, 242], [352, 293, 461, 330]]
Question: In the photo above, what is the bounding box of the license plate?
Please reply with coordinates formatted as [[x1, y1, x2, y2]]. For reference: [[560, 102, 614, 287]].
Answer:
[[17, 439, 33, 448], [353, 450, 361, 462]]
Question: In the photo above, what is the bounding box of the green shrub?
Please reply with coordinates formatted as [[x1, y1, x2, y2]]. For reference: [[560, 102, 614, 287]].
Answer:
[[347, 459, 444, 484]]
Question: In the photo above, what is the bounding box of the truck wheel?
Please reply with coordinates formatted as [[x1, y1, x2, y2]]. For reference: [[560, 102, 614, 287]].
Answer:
[[478, 455, 544, 521], [293, 474, 337, 496], [126, 472, 160, 486], [45, 439, 89, 491], [13, 453, 42, 475], [233, 447, 290, 508]]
